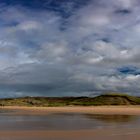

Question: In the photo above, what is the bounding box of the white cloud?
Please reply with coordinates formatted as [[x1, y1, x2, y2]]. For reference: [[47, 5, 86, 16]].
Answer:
[[0, 0, 140, 96], [125, 74, 140, 80], [17, 21, 41, 31], [118, 0, 131, 8]]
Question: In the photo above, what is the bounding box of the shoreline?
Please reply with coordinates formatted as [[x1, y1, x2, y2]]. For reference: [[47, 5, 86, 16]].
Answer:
[[0, 106, 140, 139], [0, 106, 140, 115]]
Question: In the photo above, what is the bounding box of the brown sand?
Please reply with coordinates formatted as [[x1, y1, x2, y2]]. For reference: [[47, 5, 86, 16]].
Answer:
[[0, 128, 140, 140], [0, 106, 140, 139], [1, 106, 140, 115]]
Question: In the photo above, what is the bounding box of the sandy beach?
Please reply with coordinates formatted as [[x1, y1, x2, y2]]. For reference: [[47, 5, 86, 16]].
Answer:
[[0, 106, 140, 140], [1, 106, 140, 115], [0, 128, 140, 140]]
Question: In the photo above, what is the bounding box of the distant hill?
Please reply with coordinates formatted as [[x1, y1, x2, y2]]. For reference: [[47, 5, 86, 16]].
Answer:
[[0, 93, 140, 106]]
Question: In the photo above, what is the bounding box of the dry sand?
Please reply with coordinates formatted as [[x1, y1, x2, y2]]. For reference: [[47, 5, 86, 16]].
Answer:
[[1, 106, 140, 115]]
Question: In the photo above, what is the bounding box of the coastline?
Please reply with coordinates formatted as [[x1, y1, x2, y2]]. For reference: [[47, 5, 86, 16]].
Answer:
[[1, 106, 140, 115], [0, 106, 140, 140]]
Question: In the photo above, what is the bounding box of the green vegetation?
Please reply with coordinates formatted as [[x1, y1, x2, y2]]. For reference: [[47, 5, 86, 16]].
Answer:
[[0, 93, 140, 106]]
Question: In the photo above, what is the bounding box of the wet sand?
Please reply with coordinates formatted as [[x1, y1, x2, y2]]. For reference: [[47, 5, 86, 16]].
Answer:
[[0, 128, 140, 140], [0, 106, 140, 140], [1, 106, 140, 115]]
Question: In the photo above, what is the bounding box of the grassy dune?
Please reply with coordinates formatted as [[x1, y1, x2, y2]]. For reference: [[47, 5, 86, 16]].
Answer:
[[0, 93, 140, 107]]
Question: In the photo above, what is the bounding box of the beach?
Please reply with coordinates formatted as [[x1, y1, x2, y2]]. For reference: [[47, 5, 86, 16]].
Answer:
[[0, 128, 140, 140], [0, 106, 140, 140], [1, 106, 140, 115], [0, 126, 140, 140]]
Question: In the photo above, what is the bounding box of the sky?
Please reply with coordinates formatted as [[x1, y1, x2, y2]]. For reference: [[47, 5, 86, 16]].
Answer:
[[0, 0, 140, 97]]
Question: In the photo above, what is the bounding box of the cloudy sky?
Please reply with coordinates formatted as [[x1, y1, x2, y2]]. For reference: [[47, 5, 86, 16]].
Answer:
[[0, 0, 140, 97]]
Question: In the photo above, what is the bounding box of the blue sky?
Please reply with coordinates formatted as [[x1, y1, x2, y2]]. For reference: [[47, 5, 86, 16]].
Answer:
[[0, 0, 140, 97]]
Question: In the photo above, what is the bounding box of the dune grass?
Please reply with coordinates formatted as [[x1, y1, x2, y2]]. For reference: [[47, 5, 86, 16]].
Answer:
[[0, 93, 140, 106]]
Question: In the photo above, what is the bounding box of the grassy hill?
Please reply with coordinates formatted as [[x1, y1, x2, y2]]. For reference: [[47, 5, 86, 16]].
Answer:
[[0, 93, 140, 106]]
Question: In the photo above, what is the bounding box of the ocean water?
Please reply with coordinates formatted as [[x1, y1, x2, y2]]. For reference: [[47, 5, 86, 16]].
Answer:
[[0, 109, 140, 140]]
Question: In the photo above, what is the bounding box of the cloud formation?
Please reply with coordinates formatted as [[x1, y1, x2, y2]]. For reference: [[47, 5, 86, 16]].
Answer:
[[0, 0, 140, 97]]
